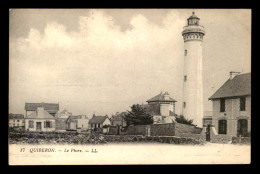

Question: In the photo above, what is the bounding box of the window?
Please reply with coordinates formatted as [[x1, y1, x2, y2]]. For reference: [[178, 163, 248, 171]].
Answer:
[[184, 75, 187, 82], [17, 120, 20, 122], [183, 102, 186, 108], [13, 123, 15, 127], [218, 120, 227, 134], [240, 97, 246, 111], [184, 50, 187, 56], [220, 99, 225, 112], [44, 121, 51, 128], [29, 120, 34, 128]]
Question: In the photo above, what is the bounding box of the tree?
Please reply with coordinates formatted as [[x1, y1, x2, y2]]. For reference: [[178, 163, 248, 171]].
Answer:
[[175, 114, 195, 126], [123, 104, 154, 126]]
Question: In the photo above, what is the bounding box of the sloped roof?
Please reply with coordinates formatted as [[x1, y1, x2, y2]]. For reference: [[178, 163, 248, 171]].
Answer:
[[209, 73, 251, 100], [26, 110, 55, 119], [188, 12, 200, 19], [9, 114, 24, 119], [141, 104, 178, 116], [25, 103, 59, 111], [60, 109, 72, 114], [111, 112, 126, 121], [67, 115, 88, 122], [146, 92, 177, 102], [89, 116, 108, 124]]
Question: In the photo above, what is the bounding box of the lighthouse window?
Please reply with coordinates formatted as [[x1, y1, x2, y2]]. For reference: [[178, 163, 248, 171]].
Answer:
[[183, 102, 186, 108], [184, 75, 187, 82], [184, 50, 187, 56]]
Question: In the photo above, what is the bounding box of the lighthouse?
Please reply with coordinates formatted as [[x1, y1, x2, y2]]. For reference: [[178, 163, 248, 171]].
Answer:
[[181, 12, 205, 127]]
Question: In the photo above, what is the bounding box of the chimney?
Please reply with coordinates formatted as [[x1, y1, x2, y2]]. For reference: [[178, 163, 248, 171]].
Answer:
[[164, 92, 170, 100], [230, 71, 240, 80]]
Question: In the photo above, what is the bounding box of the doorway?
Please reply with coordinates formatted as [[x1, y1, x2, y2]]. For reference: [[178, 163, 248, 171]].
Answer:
[[237, 119, 248, 137], [36, 122, 42, 131]]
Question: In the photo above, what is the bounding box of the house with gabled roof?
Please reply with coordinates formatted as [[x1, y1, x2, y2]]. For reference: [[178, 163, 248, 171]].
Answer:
[[9, 114, 25, 128], [25, 102, 59, 117], [25, 107, 55, 132], [145, 91, 177, 124], [89, 115, 111, 130], [208, 72, 251, 137], [110, 112, 127, 127]]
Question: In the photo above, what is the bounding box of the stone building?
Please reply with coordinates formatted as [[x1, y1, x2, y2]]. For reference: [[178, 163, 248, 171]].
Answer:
[[66, 115, 89, 131], [209, 72, 251, 137], [110, 112, 127, 127], [144, 91, 177, 124], [89, 115, 111, 129], [9, 114, 25, 128], [25, 107, 56, 132]]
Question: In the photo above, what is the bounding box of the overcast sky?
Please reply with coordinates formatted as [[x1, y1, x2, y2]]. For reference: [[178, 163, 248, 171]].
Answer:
[[9, 9, 251, 117]]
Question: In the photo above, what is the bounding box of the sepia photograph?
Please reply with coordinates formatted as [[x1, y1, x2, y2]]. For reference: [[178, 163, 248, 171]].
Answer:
[[9, 9, 251, 165]]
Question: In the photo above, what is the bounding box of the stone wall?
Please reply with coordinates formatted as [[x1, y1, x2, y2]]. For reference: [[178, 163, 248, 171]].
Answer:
[[175, 122, 196, 136], [232, 136, 251, 144], [108, 126, 118, 135], [124, 122, 200, 137], [177, 133, 204, 140], [209, 125, 232, 143], [103, 135, 204, 145], [126, 125, 147, 135], [150, 123, 175, 136]]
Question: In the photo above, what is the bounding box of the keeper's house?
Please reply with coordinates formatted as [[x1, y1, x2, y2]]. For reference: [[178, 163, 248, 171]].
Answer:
[[209, 72, 251, 137]]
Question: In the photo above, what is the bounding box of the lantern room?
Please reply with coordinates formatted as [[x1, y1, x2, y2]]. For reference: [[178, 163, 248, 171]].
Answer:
[[187, 12, 200, 25]]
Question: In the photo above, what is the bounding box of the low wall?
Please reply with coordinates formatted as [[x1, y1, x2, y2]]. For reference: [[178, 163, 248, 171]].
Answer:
[[175, 122, 197, 136], [9, 132, 204, 145], [177, 133, 204, 140], [194, 127, 203, 134], [232, 137, 251, 144], [126, 125, 148, 135], [125, 122, 200, 137], [209, 126, 233, 143], [108, 126, 118, 135], [150, 123, 175, 136], [103, 135, 204, 145]]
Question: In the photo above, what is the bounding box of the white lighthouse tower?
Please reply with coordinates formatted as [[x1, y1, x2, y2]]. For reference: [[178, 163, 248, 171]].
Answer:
[[181, 12, 205, 127]]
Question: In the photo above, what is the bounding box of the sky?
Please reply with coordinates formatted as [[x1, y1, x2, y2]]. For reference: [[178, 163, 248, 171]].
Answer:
[[9, 9, 251, 117]]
